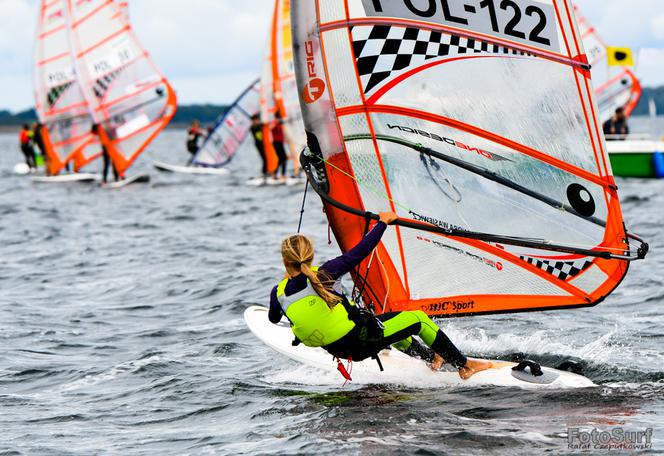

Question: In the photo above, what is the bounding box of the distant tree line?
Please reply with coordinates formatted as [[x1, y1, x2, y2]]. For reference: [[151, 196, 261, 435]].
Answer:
[[0, 104, 229, 127], [2, 89, 663, 126]]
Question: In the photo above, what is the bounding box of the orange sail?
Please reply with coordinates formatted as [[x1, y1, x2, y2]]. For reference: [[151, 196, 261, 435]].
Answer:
[[66, 0, 176, 177], [34, 0, 101, 175], [293, 0, 648, 318], [260, 0, 307, 175]]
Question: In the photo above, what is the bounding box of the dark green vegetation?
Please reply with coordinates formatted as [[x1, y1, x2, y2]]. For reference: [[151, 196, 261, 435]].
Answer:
[[0, 104, 229, 127], [1, 86, 662, 126]]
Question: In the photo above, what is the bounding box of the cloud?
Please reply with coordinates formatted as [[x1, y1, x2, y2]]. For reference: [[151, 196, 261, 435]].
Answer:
[[638, 48, 664, 88], [575, 0, 664, 87], [1, 0, 663, 111], [0, 0, 272, 111], [652, 13, 664, 41], [575, 0, 664, 48]]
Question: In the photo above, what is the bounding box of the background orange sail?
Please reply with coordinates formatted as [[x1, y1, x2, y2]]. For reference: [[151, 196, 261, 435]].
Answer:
[[34, 0, 101, 175], [574, 5, 642, 124], [66, 0, 176, 177]]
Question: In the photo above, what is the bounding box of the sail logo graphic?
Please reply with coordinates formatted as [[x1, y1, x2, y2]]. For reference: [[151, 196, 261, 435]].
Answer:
[[387, 124, 511, 162], [302, 41, 326, 104]]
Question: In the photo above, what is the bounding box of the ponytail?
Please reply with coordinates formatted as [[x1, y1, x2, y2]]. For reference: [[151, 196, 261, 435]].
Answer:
[[281, 234, 342, 309], [300, 263, 342, 308]]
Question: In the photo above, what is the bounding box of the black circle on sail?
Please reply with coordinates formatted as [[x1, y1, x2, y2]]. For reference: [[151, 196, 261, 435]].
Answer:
[[567, 183, 596, 217]]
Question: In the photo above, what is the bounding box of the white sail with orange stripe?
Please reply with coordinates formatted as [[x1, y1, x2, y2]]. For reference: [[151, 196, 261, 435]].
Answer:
[[574, 5, 641, 124], [260, 0, 307, 175], [273, 0, 306, 171], [34, 0, 101, 175], [260, 12, 279, 174], [294, 0, 647, 318], [65, 0, 176, 177]]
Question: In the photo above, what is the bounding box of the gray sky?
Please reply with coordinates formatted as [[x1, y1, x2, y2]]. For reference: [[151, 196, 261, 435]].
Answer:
[[1, 0, 662, 111]]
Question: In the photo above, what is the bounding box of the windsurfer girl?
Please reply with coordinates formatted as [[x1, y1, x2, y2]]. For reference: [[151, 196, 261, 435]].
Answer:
[[268, 211, 493, 379]]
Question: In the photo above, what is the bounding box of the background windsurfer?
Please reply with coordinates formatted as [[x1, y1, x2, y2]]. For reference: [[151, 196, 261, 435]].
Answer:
[[250, 114, 268, 179], [31, 122, 45, 169], [92, 124, 119, 183], [271, 113, 288, 181], [269, 212, 492, 380], [186, 120, 205, 165], [18, 124, 36, 171], [603, 107, 630, 140]]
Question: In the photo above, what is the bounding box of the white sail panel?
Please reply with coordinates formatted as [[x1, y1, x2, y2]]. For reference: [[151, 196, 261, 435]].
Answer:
[[34, 0, 101, 174], [574, 6, 641, 124], [274, 0, 307, 167], [66, 0, 176, 176]]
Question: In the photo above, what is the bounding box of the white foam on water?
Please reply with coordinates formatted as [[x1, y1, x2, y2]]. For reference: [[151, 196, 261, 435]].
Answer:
[[441, 324, 630, 365], [49, 354, 163, 395]]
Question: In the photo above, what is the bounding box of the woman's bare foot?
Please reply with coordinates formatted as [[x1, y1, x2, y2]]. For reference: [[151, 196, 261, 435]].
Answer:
[[458, 359, 494, 379], [430, 354, 445, 371]]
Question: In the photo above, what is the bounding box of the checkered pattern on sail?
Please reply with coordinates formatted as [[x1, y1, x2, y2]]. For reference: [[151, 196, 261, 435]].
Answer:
[[46, 82, 74, 109], [352, 25, 533, 93], [93, 68, 124, 100], [520, 256, 593, 281]]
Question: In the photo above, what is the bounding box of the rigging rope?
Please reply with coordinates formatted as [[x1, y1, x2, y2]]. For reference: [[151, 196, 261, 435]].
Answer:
[[296, 179, 309, 234]]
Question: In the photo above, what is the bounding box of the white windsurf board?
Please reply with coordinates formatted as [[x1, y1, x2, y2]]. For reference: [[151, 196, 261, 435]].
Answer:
[[245, 306, 595, 389], [153, 161, 230, 175], [100, 173, 150, 189], [31, 173, 100, 183]]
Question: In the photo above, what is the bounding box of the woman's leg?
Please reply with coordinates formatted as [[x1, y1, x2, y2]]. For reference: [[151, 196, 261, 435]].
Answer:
[[102, 151, 110, 183], [274, 142, 287, 177], [378, 311, 467, 369]]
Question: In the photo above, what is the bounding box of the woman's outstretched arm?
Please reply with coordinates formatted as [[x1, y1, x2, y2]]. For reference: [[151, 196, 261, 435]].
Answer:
[[320, 212, 398, 281]]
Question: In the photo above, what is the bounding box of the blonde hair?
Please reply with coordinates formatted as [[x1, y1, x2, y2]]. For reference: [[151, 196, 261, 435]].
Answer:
[[281, 235, 342, 308]]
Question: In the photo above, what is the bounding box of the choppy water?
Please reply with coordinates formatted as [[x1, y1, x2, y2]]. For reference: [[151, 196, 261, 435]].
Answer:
[[0, 129, 662, 455]]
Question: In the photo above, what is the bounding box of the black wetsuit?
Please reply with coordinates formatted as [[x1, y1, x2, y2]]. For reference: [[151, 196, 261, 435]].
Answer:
[[271, 122, 288, 177], [19, 130, 36, 169], [101, 146, 119, 183], [251, 124, 267, 176], [33, 127, 45, 158], [186, 128, 204, 165]]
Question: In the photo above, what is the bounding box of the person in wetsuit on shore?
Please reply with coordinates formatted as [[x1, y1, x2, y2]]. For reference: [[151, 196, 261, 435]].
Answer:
[[19, 124, 37, 170], [271, 113, 288, 181], [250, 114, 268, 179], [269, 212, 493, 379], [186, 120, 205, 165], [603, 107, 630, 141]]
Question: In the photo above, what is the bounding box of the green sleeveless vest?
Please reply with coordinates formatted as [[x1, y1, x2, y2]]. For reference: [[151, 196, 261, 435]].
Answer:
[[276, 268, 355, 347]]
